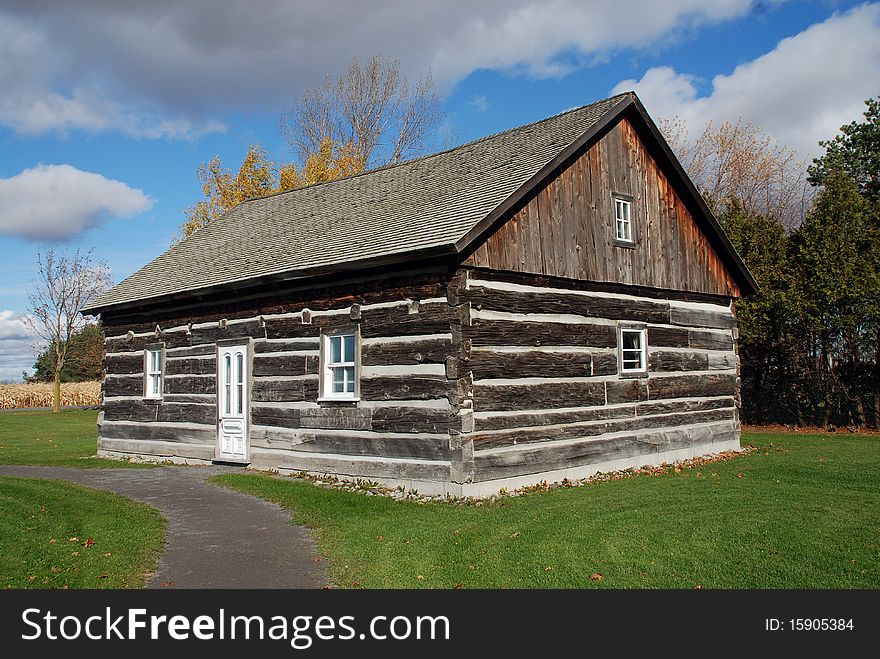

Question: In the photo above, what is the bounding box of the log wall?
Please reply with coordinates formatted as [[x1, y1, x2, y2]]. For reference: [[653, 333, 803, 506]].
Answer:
[[99, 274, 466, 478], [453, 269, 740, 484]]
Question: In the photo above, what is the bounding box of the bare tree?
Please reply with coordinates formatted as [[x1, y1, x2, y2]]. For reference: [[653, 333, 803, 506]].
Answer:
[[25, 248, 111, 413], [281, 55, 443, 169], [661, 117, 812, 227]]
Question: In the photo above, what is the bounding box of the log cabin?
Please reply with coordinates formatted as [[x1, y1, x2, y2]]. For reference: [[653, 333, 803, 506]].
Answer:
[[82, 92, 756, 496]]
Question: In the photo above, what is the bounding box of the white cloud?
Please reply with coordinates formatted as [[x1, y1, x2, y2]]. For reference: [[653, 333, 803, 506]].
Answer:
[[0, 1, 762, 138], [0, 164, 153, 240], [612, 3, 880, 158], [469, 95, 490, 113], [0, 310, 37, 382]]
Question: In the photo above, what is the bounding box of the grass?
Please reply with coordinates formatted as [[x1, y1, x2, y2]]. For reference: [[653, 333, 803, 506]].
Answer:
[[212, 431, 880, 589], [0, 409, 151, 468], [0, 476, 165, 588]]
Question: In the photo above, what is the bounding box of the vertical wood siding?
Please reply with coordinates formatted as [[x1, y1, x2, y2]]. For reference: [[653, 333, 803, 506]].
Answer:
[[463, 117, 741, 298]]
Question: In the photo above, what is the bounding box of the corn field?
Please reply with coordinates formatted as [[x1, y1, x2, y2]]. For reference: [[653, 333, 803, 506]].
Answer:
[[0, 381, 101, 409]]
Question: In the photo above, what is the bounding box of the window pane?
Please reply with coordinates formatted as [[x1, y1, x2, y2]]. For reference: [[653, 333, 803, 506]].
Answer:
[[225, 384, 231, 414], [345, 366, 355, 393], [224, 355, 231, 384], [331, 366, 345, 393], [236, 353, 244, 384], [330, 336, 341, 363], [343, 335, 355, 362], [237, 384, 243, 415], [623, 331, 641, 350]]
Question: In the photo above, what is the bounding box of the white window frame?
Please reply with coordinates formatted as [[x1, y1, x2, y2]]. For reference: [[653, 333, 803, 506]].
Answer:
[[613, 195, 634, 244], [144, 345, 164, 400], [619, 327, 647, 375], [320, 330, 359, 401]]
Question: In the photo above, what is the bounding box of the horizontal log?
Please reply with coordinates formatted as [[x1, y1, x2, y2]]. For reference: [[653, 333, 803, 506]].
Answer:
[[252, 378, 319, 403], [104, 375, 143, 397], [359, 302, 456, 338], [605, 378, 648, 404], [98, 420, 215, 443], [252, 354, 318, 377], [468, 350, 592, 379], [252, 406, 371, 431], [166, 357, 216, 376], [471, 408, 736, 451], [295, 432, 451, 461], [648, 351, 709, 372], [277, 452, 451, 482], [371, 407, 458, 434], [165, 375, 216, 395], [105, 354, 143, 374], [264, 316, 331, 340], [636, 397, 735, 415], [708, 353, 737, 370], [167, 345, 215, 358], [669, 306, 735, 330], [646, 326, 689, 348], [465, 320, 617, 348], [474, 380, 605, 412], [688, 330, 734, 351], [591, 352, 618, 376], [105, 332, 189, 353], [190, 319, 263, 344], [361, 337, 452, 366], [360, 375, 451, 401], [254, 339, 320, 353], [465, 286, 670, 323], [472, 420, 738, 481], [475, 404, 636, 432], [98, 437, 215, 461], [648, 373, 736, 399], [104, 400, 217, 425]]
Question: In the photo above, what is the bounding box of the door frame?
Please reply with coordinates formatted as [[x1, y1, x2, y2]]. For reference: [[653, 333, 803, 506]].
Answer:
[[215, 338, 252, 463]]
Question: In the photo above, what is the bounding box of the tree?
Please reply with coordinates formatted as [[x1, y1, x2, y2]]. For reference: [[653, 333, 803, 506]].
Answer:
[[30, 323, 103, 383], [808, 97, 880, 205], [179, 140, 364, 240], [661, 117, 810, 227], [281, 55, 442, 169], [792, 170, 879, 426], [25, 249, 111, 413]]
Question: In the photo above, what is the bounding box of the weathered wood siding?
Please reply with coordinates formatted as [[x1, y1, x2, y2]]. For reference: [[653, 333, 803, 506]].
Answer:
[[453, 269, 740, 483], [463, 117, 740, 298], [99, 274, 465, 477]]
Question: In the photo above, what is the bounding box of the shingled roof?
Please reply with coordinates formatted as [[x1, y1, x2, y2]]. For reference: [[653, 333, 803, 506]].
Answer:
[[84, 92, 754, 314]]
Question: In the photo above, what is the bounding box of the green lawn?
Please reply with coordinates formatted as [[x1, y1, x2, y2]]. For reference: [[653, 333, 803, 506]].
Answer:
[[0, 476, 165, 589], [0, 409, 151, 467], [213, 432, 880, 589]]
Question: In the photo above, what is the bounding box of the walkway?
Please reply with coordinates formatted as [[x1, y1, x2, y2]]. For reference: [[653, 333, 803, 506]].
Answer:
[[0, 465, 326, 589]]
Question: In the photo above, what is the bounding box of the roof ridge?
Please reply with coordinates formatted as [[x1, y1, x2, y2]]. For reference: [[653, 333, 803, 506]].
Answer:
[[239, 92, 631, 205]]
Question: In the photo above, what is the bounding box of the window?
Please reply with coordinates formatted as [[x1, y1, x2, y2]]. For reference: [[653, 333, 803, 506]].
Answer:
[[619, 328, 647, 374], [321, 332, 358, 400], [144, 347, 163, 399], [614, 196, 633, 243]]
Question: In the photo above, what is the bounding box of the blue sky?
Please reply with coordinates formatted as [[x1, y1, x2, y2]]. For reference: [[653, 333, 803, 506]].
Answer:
[[1, 0, 878, 380]]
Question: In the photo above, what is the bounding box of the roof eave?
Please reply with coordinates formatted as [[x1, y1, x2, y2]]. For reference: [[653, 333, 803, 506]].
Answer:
[[81, 243, 458, 317]]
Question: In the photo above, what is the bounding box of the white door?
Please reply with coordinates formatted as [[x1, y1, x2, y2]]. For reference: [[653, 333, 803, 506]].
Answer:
[[217, 343, 249, 462]]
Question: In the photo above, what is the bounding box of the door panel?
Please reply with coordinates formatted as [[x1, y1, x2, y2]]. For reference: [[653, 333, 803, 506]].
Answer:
[[217, 343, 249, 461]]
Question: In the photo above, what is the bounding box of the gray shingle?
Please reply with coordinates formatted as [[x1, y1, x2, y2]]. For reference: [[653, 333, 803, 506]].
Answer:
[[85, 94, 627, 313]]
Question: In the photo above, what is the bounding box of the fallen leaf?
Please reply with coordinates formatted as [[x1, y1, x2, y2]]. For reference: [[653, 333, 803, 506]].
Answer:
[[543, 566, 553, 572], [589, 573, 603, 581], [70, 551, 80, 557], [61, 584, 69, 590], [159, 582, 174, 588], [49, 539, 56, 544], [104, 552, 112, 557], [452, 530, 460, 536], [417, 575, 425, 581], [375, 535, 384, 542], [693, 584, 703, 590], [96, 575, 108, 579], [82, 538, 95, 548], [28, 576, 36, 581], [351, 581, 361, 587], [736, 473, 745, 479], [510, 532, 521, 538], [68, 537, 78, 543], [452, 584, 464, 590]]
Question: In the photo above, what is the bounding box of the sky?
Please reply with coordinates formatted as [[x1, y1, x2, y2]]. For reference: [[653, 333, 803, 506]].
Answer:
[[1, 0, 878, 381]]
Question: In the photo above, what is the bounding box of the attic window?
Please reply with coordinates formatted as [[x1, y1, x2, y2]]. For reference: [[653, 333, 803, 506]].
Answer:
[[613, 195, 634, 245]]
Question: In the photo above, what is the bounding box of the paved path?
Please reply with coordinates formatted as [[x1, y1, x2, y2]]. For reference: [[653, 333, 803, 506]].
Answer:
[[0, 465, 326, 589]]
